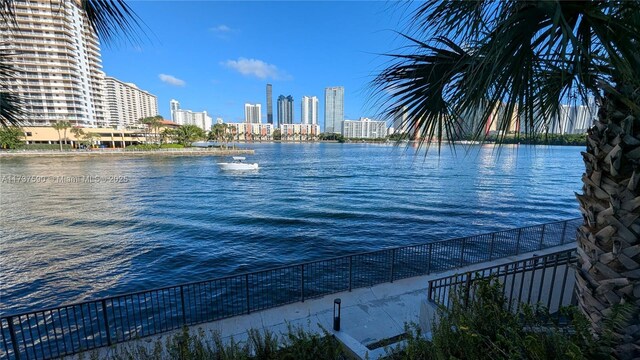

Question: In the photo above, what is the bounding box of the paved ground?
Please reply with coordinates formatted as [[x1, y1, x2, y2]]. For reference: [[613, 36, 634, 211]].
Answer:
[[89, 243, 574, 359]]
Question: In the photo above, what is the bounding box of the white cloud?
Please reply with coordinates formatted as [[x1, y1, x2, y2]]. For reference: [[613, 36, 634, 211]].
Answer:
[[210, 24, 231, 33], [159, 74, 185, 87], [221, 58, 291, 80], [210, 25, 237, 40]]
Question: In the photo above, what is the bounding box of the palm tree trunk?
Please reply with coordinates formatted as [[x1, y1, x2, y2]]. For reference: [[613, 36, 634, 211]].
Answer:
[[575, 87, 640, 359]]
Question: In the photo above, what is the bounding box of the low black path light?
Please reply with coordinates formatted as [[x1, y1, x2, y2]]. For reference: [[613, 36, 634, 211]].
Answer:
[[333, 298, 341, 331]]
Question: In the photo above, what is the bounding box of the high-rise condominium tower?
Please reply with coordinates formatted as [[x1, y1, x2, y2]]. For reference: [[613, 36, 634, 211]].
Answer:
[[171, 99, 212, 131], [277, 95, 294, 126], [266, 84, 273, 124], [324, 87, 344, 133], [104, 77, 158, 128], [301, 96, 319, 125], [0, 0, 106, 127], [170, 99, 180, 121], [244, 103, 262, 124]]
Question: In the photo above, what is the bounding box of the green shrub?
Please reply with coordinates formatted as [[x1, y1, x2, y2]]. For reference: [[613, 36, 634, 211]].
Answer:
[[100, 323, 344, 360], [17, 143, 73, 150], [386, 278, 608, 360]]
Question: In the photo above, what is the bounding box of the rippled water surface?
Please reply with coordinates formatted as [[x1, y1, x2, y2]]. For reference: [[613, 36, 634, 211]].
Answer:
[[0, 143, 584, 314]]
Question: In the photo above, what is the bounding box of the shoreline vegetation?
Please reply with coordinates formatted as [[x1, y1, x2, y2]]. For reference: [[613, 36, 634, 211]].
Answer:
[[0, 147, 255, 157]]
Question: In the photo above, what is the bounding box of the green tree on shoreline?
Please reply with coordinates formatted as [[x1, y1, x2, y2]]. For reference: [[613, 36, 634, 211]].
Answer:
[[375, 2, 640, 357], [51, 120, 71, 151], [70, 126, 85, 148], [0, 126, 23, 149], [174, 125, 205, 147]]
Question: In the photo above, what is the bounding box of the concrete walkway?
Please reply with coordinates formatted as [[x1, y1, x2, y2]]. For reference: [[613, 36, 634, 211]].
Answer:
[[90, 243, 575, 359]]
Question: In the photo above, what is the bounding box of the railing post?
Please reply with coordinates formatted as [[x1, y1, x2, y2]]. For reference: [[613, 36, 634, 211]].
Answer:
[[460, 238, 466, 267], [245, 274, 251, 314], [515, 228, 522, 255], [390, 249, 396, 283], [488, 233, 496, 261], [427, 281, 433, 302], [538, 224, 546, 250], [101, 300, 112, 346], [348, 256, 353, 292], [180, 286, 187, 325], [7, 316, 21, 360], [560, 220, 568, 244], [427, 243, 433, 274], [300, 264, 305, 302], [464, 273, 472, 307]]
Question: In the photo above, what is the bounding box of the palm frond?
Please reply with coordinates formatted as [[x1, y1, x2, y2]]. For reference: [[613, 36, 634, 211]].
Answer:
[[0, 91, 24, 127], [374, 0, 640, 148], [79, 0, 144, 45], [0, 50, 24, 127]]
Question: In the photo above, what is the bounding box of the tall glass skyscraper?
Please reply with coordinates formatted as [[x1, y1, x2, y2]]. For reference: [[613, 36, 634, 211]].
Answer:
[[324, 87, 344, 133], [277, 95, 294, 126], [266, 84, 273, 124]]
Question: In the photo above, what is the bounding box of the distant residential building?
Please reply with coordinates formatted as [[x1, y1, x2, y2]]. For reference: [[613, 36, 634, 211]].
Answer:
[[170, 100, 212, 131], [244, 103, 262, 124], [324, 87, 344, 133], [342, 117, 387, 139], [170, 99, 180, 118], [391, 107, 409, 134], [548, 101, 596, 134], [301, 96, 319, 125], [277, 95, 294, 126], [266, 84, 273, 124], [225, 122, 275, 141], [104, 77, 158, 129], [281, 123, 321, 140], [1, 1, 106, 127]]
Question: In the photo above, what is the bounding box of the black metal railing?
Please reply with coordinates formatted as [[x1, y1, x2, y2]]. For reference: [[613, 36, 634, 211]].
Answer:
[[0, 218, 581, 360], [427, 248, 577, 313]]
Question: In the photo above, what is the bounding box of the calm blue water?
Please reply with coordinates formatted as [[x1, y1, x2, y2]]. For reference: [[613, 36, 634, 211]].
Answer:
[[0, 143, 583, 314]]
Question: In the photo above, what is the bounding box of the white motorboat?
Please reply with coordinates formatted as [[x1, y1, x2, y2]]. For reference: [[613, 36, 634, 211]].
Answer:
[[218, 156, 259, 171]]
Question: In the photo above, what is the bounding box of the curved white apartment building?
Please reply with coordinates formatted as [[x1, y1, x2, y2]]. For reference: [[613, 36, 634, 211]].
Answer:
[[104, 77, 158, 129], [0, 0, 106, 127]]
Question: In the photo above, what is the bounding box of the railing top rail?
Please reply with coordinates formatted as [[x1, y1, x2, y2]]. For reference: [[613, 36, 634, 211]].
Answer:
[[0, 217, 580, 319], [428, 248, 577, 287]]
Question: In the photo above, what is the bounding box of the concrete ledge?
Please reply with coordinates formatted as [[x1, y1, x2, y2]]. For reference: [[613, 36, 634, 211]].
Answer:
[[0, 149, 255, 157]]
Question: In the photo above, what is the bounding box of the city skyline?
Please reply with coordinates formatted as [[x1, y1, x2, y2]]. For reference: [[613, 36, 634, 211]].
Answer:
[[100, 2, 409, 129]]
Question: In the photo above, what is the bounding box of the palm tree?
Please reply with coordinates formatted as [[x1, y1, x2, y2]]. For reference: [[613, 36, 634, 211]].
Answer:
[[70, 126, 85, 148], [375, 2, 640, 357], [174, 125, 204, 147], [0, 1, 142, 127], [160, 127, 174, 145], [51, 120, 70, 151]]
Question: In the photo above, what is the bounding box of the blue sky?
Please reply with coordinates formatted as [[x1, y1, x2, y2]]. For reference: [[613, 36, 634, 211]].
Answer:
[[101, 1, 415, 128]]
